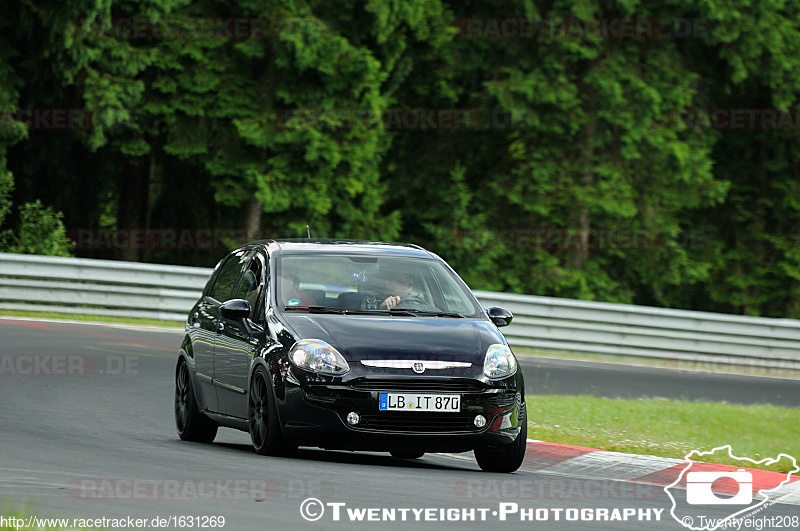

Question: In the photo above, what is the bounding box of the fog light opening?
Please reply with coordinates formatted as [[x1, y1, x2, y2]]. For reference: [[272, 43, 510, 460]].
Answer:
[[474, 415, 487, 428], [346, 411, 361, 425]]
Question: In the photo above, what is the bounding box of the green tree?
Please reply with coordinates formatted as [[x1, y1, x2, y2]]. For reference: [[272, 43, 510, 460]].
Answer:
[[144, 0, 455, 243], [683, 0, 800, 317], [2, 0, 800, 318], [6, 200, 74, 256], [385, 0, 729, 304]]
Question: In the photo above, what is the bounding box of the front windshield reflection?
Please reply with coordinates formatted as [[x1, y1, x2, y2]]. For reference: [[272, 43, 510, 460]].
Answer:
[[276, 255, 481, 317]]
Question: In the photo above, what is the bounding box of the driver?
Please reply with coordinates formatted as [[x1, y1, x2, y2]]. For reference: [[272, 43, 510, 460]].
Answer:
[[280, 264, 315, 307], [379, 269, 417, 310]]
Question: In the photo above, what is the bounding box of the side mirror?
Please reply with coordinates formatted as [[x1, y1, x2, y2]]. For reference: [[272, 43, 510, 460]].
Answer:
[[220, 299, 251, 321], [487, 306, 513, 327]]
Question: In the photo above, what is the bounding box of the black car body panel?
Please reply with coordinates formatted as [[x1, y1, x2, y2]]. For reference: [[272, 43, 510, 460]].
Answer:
[[177, 239, 525, 456], [280, 314, 497, 367]]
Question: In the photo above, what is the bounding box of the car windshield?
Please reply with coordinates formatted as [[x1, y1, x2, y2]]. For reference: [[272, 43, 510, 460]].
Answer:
[[276, 254, 482, 317]]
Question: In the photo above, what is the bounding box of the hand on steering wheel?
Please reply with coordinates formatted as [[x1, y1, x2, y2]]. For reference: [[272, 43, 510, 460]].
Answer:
[[380, 296, 402, 309], [380, 296, 427, 309]]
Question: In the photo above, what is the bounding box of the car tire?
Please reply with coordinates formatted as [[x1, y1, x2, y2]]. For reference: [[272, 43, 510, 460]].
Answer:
[[390, 451, 425, 460], [474, 407, 527, 473], [175, 361, 218, 443], [248, 365, 289, 455]]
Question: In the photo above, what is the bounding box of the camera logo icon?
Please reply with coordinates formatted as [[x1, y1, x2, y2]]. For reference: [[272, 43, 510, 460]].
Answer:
[[686, 469, 753, 505]]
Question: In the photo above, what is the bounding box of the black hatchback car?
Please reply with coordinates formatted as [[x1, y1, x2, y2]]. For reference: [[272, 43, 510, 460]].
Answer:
[[175, 239, 527, 472]]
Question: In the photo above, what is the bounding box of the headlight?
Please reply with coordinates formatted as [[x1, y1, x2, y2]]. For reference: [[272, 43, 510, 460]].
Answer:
[[289, 339, 350, 375], [483, 344, 517, 379]]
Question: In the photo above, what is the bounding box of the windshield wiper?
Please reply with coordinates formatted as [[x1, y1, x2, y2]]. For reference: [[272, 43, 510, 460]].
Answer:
[[283, 305, 349, 314], [384, 309, 466, 318], [282, 305, 388, 316], [282, 306, 465, 318]]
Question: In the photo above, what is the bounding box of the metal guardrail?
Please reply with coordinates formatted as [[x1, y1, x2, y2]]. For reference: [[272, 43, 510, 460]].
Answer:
[[473, 291, 800, 368], [1, 253, 799, 367], [0, 253, 211, 321]]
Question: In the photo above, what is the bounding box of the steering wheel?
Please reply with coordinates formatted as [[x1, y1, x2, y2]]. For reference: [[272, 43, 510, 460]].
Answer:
[[395, 296, 432, 309]]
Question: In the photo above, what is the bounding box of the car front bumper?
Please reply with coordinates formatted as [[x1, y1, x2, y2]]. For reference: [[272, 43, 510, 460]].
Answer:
[[277, 377, 525, 453]]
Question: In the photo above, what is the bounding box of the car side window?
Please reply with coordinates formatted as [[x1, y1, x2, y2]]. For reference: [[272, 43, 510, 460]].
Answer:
[[249, 251, 269, 324], [208, 250, 249, 302], [235, 252, 266, 324], [203, 256, 226, 296]]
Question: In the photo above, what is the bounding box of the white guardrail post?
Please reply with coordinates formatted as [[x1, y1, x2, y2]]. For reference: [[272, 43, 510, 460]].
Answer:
[[1, 253, 799, 367]]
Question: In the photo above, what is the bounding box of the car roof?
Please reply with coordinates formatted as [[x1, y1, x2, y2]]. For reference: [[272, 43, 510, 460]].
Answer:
[[247, 238, 434, 258]]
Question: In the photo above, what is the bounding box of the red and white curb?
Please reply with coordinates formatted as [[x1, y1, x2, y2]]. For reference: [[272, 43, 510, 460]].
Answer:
[[518, 441, 800, 505]]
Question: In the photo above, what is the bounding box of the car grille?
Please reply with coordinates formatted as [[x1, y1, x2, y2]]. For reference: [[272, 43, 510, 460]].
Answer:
[[355, 412, 481, 433], [349, 379, 484, 393]]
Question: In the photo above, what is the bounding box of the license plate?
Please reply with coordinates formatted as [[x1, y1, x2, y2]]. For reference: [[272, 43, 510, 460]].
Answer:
[[379, 393, 460, 412]]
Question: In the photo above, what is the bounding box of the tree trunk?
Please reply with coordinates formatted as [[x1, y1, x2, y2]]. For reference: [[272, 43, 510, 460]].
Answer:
[[243, 199, 262, 241], [142, 153, 157, 262], [574, 117, 595, 268], [116, 158, 149, 262]]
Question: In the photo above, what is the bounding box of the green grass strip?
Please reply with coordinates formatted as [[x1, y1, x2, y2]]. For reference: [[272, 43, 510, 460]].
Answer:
[[526, 394, 800, 473], [0, 310, 180, 328]]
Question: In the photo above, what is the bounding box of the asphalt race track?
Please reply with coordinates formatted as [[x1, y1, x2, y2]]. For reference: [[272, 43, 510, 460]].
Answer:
[[1, 317, 798, 530]]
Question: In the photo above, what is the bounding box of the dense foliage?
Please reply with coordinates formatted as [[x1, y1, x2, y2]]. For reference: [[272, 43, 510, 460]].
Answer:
[[2, 0, 799, 318]]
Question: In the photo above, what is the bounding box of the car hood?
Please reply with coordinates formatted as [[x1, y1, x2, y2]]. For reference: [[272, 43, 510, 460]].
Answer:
[[280, 314, 503, 365]]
